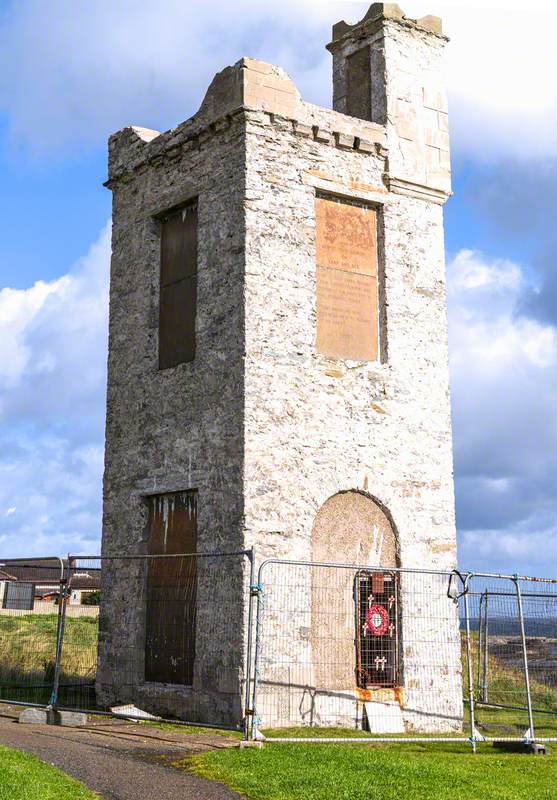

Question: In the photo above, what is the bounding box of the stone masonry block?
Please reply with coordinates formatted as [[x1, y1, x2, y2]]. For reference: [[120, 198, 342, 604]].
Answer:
[[19, 708, 48, 724], [425, 145, 440, 167], [293, 122, 313, 138], [356, 138, 375, 153], [395, 119, 419, 141], [314, 127, 332, 144], [417, 15, 443, 35], [425, 128, 449, 151], [423, 85, 448, 113], [438, 112, 449, 132], [242, 57, 274, 75], [335, 132, 355, 149]]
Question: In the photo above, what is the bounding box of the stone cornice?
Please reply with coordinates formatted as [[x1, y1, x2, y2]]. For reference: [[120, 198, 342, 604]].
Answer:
[[105, 57, 388, 189], [386, 175, 451, 205]]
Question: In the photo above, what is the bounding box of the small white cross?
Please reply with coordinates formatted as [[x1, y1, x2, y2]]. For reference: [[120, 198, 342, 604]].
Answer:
[[374, 656, 387, 671]]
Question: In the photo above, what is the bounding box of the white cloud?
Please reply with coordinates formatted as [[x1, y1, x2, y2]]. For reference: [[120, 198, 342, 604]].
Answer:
[[0, 223, 110, 557], [447, 248, 557, 575], [0, 0, 555, 159]]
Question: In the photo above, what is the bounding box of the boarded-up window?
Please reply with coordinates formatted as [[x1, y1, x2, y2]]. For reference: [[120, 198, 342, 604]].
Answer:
[[159, 202, 198, 369], [346, 47, 371, 120], [145, 491, 197, 685], [2, 582, 34, 611], [315, 195, 379, 361], [355, 570, 399, 688]]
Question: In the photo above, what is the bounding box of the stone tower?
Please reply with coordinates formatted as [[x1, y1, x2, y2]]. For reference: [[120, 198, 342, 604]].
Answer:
[[99, 3, 461, 731]]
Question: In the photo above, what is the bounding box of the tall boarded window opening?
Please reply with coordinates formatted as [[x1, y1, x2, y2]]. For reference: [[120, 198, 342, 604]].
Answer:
[[346, 47, 371, 120], [145, 491, 197, 685], [315, 195, 379, 362], [159, 201, 198, 369]]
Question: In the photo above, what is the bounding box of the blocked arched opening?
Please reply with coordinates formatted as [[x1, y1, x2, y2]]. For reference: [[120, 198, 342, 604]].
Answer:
[[311, 490, 399, 691]]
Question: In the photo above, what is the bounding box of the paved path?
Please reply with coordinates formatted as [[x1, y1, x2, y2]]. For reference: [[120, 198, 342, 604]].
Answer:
[[0, 705, 243, 800]]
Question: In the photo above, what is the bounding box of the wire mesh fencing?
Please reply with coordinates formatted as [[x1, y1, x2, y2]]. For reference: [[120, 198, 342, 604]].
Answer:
[[57, 551, 254, 730], [1, 551, 556, 749], [0, 551, 254, 732], [249, 561, 557, 748], [467, 575, 557, 744], [250, 560, 464, 741], [0, 558, 65, 706]]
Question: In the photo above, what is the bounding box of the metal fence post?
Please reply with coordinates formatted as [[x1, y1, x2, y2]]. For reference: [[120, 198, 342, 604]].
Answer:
[[513, 576, 535, 742], [250, 562, 265, 741], [243, 547, 256, 740], [476, 592, 484, 701], [482, 591, 489, 703], [48, 572, 70, 709], [461, 574, 477, 753]]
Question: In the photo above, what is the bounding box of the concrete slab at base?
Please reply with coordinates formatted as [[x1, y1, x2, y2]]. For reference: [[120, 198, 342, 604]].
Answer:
[[238, 740, 264, 749], [19, 707, 48, 724], [364, 701, 405, 733], [48, 710, 88, 727]]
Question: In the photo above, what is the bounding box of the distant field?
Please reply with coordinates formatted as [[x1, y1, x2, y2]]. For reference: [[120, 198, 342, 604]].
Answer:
[[0, 614, 98, 706]]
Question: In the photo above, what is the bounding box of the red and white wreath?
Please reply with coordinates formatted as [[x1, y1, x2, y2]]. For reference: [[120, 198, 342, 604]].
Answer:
[[365, 604, 389, 636]]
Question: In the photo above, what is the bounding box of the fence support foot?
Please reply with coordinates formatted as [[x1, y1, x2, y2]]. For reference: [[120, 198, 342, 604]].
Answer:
[[19, 708, 48, 725], [238, 740, 264, 749], [492, 741, 547, 755], [47, 709, 88, 727]]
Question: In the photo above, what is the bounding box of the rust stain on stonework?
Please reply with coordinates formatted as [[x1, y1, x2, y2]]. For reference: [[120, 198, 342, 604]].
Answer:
[[355, 686, 404, 707]]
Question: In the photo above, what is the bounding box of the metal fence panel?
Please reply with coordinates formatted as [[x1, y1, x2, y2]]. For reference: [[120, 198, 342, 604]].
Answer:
[[467, 575, 557, 744], [0, 558, 64, 706], [251, 560, 464, 741], [1, 551, 556, 749], [56, 551, 252, 731]]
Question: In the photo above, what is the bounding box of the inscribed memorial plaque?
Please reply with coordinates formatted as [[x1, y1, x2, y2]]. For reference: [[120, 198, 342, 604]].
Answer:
[[315, 196, 378, 361]]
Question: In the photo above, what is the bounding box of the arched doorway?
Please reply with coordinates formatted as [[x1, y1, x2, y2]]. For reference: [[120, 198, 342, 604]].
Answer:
[[311, 491, 398, 690]]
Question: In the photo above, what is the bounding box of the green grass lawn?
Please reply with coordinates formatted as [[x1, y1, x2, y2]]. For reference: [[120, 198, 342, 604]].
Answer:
[[0, 746, 99, 800], [188, 741, 556, 800]]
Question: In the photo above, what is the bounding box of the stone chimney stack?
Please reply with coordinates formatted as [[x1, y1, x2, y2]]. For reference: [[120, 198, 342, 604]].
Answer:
[[327, 2, 450, 199]]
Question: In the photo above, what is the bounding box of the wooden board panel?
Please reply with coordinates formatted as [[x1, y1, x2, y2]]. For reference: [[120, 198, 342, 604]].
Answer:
[[159, 202, 197, 369], [159, 275, 197, 369], [160, 203, 198, 286], [145, 492, 197, 686], [315, 196, 379, 362], [346, 46, 372, 121]]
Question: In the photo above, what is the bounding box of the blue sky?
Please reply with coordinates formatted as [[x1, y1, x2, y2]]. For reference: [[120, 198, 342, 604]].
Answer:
[[0, 0, 556, 576]]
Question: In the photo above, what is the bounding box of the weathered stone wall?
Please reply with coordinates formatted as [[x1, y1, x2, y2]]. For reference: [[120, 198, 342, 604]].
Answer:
[[100, 2, 461, 732], [329, 3, 450, 196], [242, 108, 455, 570], [99, 112, 248, 724], [240, 7, 460, 730]]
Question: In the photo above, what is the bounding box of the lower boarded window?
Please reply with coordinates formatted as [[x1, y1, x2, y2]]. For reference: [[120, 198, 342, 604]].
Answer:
[[355, 570, 399, 688], [145, 491, 197, 685]]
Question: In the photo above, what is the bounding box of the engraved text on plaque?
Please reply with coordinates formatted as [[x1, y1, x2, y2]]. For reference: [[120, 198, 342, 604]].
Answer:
[[315, 196, 378, 361]]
